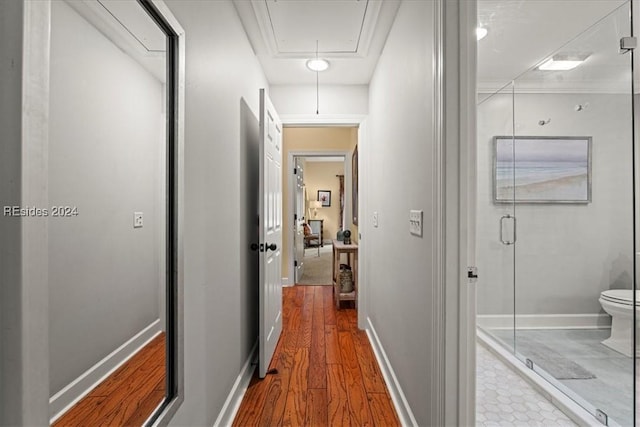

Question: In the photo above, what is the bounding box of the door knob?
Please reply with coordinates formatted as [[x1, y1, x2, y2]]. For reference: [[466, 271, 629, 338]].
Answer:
[[266, 243, 277, 251], [250, 243, 259, 251]]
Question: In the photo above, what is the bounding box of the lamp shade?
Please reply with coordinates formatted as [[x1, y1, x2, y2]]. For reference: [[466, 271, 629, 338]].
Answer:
[[310, 201, 323, 209]]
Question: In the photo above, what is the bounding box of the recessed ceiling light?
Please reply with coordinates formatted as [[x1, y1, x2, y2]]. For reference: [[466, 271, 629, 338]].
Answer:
[[476, 27, 488, 41], [537, 54, 590, 71], [306, 58, 329, 72]]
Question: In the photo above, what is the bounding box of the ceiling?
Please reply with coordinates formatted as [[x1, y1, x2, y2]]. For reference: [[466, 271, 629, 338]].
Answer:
[[233, 0, 401, 85], [72, 0, 636, 92], [235, 0, 632, 92], [67, 0, 166, 82], [304, 156, 345, 162], [477, 0, 629, 93]]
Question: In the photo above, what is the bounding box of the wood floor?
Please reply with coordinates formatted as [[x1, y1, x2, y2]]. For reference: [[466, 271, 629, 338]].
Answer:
[[53, 332, 166, 427], [233, 286, 400, 427]]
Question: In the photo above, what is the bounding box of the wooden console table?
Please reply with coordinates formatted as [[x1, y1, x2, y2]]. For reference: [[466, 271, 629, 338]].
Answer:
[[332, 239, 358, 309]]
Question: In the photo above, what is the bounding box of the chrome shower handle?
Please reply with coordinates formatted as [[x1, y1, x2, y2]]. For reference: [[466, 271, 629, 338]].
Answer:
[[500, 214, 516, 245]]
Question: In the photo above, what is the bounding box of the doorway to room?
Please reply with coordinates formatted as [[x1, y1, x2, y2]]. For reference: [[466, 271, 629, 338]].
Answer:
[[292, 154, 346, 286], [281, 127, 360, 314]]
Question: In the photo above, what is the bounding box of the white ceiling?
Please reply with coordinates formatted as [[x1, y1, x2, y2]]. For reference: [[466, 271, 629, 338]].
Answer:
[[67, 0, 166, 82], [477, 0, 628, 93], [235, 0, 632, 92], [304, 156, 345, 162], [72, 0, 636, 93], [233, 0, 401, 85]]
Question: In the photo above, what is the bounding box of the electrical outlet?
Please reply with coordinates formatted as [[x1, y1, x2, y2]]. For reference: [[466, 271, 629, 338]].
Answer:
[[134, 212, 144, 228], [373, 211, 379, 228], [409, 210, 423, 237]]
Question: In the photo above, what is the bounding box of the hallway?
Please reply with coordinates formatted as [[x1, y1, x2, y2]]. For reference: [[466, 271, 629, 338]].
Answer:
[[233, 286, 399, 426]]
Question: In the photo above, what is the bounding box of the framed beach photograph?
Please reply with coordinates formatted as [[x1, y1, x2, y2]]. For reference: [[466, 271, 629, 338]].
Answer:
[[493, 136, 592, 204], [317, 190, 331, 207]]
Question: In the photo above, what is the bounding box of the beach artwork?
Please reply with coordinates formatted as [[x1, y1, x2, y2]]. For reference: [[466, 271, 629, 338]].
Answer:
[[494, 136, 591, 203]]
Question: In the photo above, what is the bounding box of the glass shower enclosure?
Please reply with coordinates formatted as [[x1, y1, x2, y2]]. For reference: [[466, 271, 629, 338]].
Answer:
[[477, 2, 637, 425]]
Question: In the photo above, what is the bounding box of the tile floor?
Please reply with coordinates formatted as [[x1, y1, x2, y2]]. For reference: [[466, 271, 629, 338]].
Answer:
[[476, 344, 577, 426], [491, 329, 634, 426]]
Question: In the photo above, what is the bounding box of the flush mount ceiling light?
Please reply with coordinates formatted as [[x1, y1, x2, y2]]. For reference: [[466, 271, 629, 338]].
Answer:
[[306, 58, 329, 72], [537, 53, 590, 71], [476, 27, 488, 41]]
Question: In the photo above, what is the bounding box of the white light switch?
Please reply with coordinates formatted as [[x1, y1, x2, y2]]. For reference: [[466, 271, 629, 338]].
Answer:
[[409, 210, 423, 237], [134, 212, 144, 228], [373, 211, 379, 228]]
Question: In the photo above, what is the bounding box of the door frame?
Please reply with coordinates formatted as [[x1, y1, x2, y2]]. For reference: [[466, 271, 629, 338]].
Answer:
[[281, 113, 367, 328], [440, 0, 477, 425], [286, 150, 350, 284]]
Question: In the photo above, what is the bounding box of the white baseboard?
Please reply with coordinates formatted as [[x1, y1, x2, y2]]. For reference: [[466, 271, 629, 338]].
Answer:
[[477, 313, 611, 330], [49, 319, 162, 423], [213, 341, 258, 427], [477, 329, 601, 427], [282, 276, 294, 286], [366, 317, 418, 427]]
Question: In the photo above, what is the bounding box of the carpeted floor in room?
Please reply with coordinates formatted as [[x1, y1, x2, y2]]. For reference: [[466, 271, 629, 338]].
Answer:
[[297, 244, 333, 285]]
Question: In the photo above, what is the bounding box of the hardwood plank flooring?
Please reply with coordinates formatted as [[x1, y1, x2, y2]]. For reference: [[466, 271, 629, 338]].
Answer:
[[233, 286, 400, 427], [53, 333, 166, 427]]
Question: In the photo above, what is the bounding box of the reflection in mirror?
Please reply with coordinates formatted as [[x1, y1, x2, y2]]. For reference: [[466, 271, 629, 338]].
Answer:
[[48, 0, 168, 424]]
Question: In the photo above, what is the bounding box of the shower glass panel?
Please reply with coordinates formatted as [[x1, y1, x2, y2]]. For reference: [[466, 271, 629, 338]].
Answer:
[[477, 83, 516, 351], [510, 3, 635, 425]]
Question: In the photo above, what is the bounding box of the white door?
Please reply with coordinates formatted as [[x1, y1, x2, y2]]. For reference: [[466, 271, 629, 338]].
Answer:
[[259, 88, 283, 378], [294, 158, 305, 282]]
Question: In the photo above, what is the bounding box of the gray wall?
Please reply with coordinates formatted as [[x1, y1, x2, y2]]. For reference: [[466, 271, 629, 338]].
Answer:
[[162, 1, 266, 424], [48, 0, 164, 395], [366, 1, 438, 424], [0, 1, 25, 423], [477, 92, 634, 316], [1, 1, 51, 425]]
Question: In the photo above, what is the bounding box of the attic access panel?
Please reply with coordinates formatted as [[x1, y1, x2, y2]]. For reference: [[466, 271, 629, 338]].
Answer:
[[265, 0, 368, 53]]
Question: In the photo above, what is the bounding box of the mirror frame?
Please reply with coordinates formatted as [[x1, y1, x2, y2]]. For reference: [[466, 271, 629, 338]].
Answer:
[[0, 0, 184, 424], [135, 0, 185, 425]]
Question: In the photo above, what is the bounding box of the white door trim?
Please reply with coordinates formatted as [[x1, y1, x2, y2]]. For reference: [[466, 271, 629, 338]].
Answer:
[[281, 115, 368, 327], [286, 150, 349, 285], [438, 0, 478, 425]]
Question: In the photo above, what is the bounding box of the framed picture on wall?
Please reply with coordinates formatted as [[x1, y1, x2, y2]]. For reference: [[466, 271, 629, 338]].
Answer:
[[493, 136, 592, 203], [318, 190, 331, 207]]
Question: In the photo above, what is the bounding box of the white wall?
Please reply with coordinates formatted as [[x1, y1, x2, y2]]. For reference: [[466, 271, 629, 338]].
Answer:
[[0, 1, 51, 424], [162, 1, 267, 424], [48, 0, 164, 395], [477, 92, 634, 316], [365, 1, 438, 424], [271, 84, 368, 116], [0, 1, 26, 423]]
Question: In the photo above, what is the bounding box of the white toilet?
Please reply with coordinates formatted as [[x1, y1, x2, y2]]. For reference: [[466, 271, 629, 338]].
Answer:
[[599, 289, 640, 357]]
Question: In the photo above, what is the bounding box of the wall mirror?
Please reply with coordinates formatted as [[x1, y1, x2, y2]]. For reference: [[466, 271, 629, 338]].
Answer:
[[48, 0, 179, 424]]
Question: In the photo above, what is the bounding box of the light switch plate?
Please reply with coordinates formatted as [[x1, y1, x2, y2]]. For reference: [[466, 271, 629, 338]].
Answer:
[[373, 211, 379, 228], [134, 212, 144, 228], [409, 210, 423, 237]]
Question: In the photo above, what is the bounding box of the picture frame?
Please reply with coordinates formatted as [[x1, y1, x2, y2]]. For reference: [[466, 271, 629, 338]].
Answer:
[[317, 190, 331, 207], [493, 136, 592, 204]]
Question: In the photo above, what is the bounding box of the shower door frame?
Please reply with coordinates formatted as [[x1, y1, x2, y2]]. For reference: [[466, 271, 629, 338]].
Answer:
[[475, 2, 639, 426]]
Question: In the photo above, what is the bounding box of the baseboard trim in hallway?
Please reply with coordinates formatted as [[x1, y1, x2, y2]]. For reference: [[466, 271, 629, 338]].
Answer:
[[366, 317, 418, 427], [49, 319, 162, 423], [213, 341, 258, 427]]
